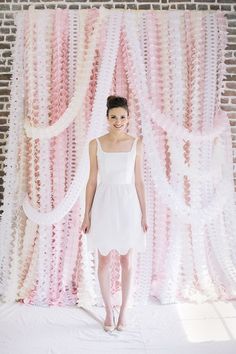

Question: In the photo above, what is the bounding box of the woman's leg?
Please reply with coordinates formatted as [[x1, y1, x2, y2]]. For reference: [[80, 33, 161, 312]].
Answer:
[[118, 248, 134, 325], [97, 249, 113, 325]]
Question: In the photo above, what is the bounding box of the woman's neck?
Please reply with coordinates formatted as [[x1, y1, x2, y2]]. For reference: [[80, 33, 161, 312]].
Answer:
[[107, 132, 127, 141]]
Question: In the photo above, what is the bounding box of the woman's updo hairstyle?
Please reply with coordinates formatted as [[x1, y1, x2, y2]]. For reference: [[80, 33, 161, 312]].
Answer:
[[106, 95, 129, 117]]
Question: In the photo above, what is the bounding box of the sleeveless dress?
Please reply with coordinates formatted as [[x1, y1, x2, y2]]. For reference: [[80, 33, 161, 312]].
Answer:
[[86, 136, 147, 256]]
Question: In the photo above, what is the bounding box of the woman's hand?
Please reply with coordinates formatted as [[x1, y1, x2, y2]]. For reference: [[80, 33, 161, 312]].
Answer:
[[141, 215, 148, 233], [81, 215, 91, 234]]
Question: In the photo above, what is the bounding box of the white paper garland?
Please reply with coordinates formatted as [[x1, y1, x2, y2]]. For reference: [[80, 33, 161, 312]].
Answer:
[[22, 9, 123, 225], [123, 12, 232, 223], [24, 8, 107, 140]]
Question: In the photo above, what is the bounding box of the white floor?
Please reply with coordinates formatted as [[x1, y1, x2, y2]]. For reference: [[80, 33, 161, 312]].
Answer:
[[1, 298, 236, 354]]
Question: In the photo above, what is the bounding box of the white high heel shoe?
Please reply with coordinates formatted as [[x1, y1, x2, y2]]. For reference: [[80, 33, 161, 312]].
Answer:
[[116, 323, 126, 331], [103, 309, 116, 332], [116, 309, 127, 331]]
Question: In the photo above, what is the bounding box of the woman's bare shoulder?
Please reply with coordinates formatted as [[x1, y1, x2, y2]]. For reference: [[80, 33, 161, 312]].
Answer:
[[127, 134, 143, 142], [88, 138, 99, 151], [135, 136, 143, 151], [89, 138, 96, 145], [95, 134, 109, 142], [124, 134, 138, 142], [89, 135, 109, 150]]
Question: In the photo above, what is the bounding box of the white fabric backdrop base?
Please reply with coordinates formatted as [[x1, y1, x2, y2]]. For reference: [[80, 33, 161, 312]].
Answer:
[[1, 299, 236, 354]]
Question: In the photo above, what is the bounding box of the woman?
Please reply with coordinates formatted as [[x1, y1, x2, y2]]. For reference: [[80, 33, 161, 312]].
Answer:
[[81, 95, 148, 332]]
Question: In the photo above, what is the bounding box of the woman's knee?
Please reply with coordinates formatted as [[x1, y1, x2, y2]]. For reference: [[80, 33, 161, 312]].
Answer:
[[98, 251, 111, 270], [120, 251, 133, 269]]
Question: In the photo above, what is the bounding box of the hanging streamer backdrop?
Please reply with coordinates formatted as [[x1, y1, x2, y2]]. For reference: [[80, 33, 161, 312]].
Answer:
[[0, 7, 236, 308]]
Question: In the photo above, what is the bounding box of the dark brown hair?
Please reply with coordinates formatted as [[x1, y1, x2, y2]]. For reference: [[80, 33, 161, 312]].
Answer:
[[106, 95, 129, 117]]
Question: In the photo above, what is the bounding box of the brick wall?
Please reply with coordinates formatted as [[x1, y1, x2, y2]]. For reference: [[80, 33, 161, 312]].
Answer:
[[0, 0, 236, 204]]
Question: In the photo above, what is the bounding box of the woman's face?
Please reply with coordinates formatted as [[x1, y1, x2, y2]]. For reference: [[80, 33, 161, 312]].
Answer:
[[107, 106, 129, 133]]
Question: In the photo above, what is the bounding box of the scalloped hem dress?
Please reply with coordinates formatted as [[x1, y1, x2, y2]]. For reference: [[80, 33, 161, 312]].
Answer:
[[86, 136, 147, 256]]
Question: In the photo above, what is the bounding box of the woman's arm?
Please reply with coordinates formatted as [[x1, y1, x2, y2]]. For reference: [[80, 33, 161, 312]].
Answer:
[[134, 137, 148, 231], [84, 139, 98, 219]]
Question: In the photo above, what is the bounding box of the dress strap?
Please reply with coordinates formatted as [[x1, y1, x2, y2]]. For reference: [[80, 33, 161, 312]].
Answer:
[[131, 137, 138, 153], [96, 138, 101, 152]]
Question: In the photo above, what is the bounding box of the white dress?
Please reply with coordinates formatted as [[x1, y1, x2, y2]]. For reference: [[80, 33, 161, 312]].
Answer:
[[86, 136, 147, 256]]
